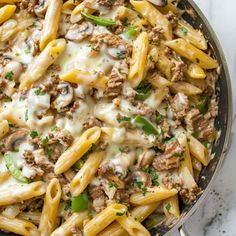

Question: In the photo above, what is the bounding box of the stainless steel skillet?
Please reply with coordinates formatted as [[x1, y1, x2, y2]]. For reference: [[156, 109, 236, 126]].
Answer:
[[149, 0, 232, 235]]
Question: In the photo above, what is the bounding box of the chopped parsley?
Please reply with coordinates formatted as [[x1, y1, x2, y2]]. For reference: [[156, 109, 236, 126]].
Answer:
[[28, 22, 37, 28], [117, 116, 131, 123], [202, 140, 210, 148], [164, 105, 169, 112], [15, 52, 20, 56], [34, 88, 45, 96], [149, 55, 155, 63], [64, 202, 71, 211], [51, 125, 58, 131], [192, 130, 199, 138], [135, 80, 152, 101], [25, 110, 29, 121], [156, 114, 162, 124], [109, 182, 118, 188], [142, 167, 159, 187], [116, 52, 122, 60], [174, 153, 184, 157], [180, 26, 188, 35], [196, 95, 210, 114], [45, 147, 53, 157], [30, 131, 38, 138], [165, 203, 171, 212], [41, 137, 49, 147], [115, 211, 128, 216], [5, 71, 14, 81], [135, 181, 143, 189], [24, 48, 31, 54], [142, 187, 147, 196]]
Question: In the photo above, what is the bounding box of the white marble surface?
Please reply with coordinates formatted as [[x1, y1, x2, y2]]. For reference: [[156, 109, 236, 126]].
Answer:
[[173, 0, 236, 236]]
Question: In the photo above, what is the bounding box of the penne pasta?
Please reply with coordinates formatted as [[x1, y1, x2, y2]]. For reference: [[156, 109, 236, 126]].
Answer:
[[0, 215, 39, 236], [39, 178, 62, 236], [84, 204, 128, 236], [131, 0, 172, 40], [130, 186, 178, 205], [128, 32, 149, 87], [70, 151, 104, 196], [0, 0, 20, 2], [0, 19, 18, 42], [51, 211, 88, 236], [163, 195, 180, 218], [98, 203, 160, 236], [0, 119, 9, 138], [0, 171, 10, 184], [155, 0, 179, 14], [0, 5, 16, 25], [188, 134, 209, 166], [60, 69, 108, 90], [148, 74, 172, 88], [62, 0, 80, 14], [0, 181, 46, 206], [20, 39, 66, 89], [54, 126, 101, 174], [117, 214, 151, 236], [165, 39, 218, 69], [40, 0, 63, 50], [174, 20, 207, 50], [18, 212, 41, 225], [170, 81, 202, 95], [186, 63, 206, 79]]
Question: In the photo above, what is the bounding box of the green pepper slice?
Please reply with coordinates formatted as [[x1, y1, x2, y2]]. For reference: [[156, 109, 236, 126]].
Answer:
[[71, 193, 88, 212], [121, 26, 138, 39], [133, 115, 158, 135], [196, 95, 210, 114]]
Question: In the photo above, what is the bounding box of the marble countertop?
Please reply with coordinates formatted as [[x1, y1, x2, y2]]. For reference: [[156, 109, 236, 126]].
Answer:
[[173, 0, 236, 235]]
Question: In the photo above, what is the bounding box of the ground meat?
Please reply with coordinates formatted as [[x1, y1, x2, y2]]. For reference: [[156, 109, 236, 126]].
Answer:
[[90, 33, 132, 54], [48, 129, 74, 148], [162, 176, 183, 191], [171, 60, 187, 82], [83, 116, 102, 129], [179, 187, 202, 204], [165, 12, 178, 29], [208, 96, 218, 118], [152, 140, 184, 171], [114, 189, 130, 206], [40, 76, 60, 96], [136, 102, 156, 116], [89, 186, 106, 200], [18, 197, 43, 212], [148, 27, 164, 43], [160, 119, 170, 138], [185, 108, 216, 141], [20, 0, 37, 14], [96, 0, 115, 8], [170, 92, 189, 120]]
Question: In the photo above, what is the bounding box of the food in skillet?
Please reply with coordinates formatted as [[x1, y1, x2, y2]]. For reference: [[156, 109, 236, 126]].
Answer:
[[0, 0, 219, 235]]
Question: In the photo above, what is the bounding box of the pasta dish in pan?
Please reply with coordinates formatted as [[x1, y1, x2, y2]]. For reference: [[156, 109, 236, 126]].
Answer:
[[0, 0, 219, 235]]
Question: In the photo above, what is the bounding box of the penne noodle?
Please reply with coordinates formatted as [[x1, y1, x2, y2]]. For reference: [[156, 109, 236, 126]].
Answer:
[[62, 0, 80, 14], [165, 39, 218, 69], [0, 181, 46, 206], [174, 20, 207, 50], [0, 215, 39, 236], [0, 0, 20, 2], [128, 32, 149, 87], [163, 195, 180, 218], [70, 151, 104, 196], [0, 5, 16, 25], [20, 39, 66, 89], [0, 19, 18, 42], [179, 166, 197, 189], [0, 171, 10, 184], [98, 203, 160, 236], [54, 126, 101, 174], [39, 178, 62, 236], [84, 204, 128, 236], [130, 186, 178, 205], [51, 211, 88, 236], [117, 214, 151, 236], [0, 119, 9, 138], [148, 74, 172, 88], [170, 81, 202, 95], [40, 0, 63, 50], [186, 63, 206, 79], [18, 212, 41, 225], [60, 69, 108, 90], [131, 0, 172, 40], [156, 0, 179, 14], [188, 134, 209, 166]]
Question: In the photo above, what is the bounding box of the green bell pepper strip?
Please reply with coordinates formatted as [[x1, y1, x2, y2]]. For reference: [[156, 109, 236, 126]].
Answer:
[[196, 95, 209, 114], [4, 153, 29, 183], [135, 81, 152, 101], [133, 115, 158, 136], [81, 11, 116, 26], [121, 26, 138, 39], [71, 193, 88, 212]]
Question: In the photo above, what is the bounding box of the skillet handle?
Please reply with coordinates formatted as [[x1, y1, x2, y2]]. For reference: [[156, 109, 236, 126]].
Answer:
[[178, 225, 189, 236]]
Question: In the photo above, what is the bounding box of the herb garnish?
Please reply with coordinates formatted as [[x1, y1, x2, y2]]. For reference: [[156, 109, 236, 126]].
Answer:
[[135, 80, 152, 101], [5, 71, 14, 80], [30, 131, 38, 138]]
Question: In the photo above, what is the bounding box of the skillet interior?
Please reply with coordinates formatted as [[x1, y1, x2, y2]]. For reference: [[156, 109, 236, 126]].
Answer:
[[0, 1, 232, 236], [149, 0, 232, 235]]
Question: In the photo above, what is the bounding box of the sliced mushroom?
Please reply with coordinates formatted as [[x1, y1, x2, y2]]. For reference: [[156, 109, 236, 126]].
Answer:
[[138, 149, 156, 167], [5, 129, 29, 151], [3, 61, 23, 82], [132, 171, 152, 187], [65, 22, 94, 42], [107, 44, 128, 60], [53, 82, 74, 112], [34, 0, 48, 18], [147, 0, 168, 7], [26, 39, 39, 56]]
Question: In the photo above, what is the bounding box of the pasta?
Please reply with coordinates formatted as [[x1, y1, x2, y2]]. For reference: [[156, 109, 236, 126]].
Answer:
[[39, 178, 62, 236], [40, 0, 63, 50], [0, 0, 219, 234]]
